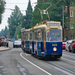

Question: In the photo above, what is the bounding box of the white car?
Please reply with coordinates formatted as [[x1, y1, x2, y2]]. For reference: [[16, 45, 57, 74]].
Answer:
[[13, 40, 21, 48], [65, 40, 72, 51]]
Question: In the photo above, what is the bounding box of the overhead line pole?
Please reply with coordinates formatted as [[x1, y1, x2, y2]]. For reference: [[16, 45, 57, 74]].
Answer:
[[62, 6, 64, 41]]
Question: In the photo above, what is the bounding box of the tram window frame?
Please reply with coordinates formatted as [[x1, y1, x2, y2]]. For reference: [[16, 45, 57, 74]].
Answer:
[[28, 34, 30, 40], [21, 32, 24, 41], [42, 29, 46, 41], [37, 30, 42, 41], [25, 34, 28, 41], [24, 32, 25, 40], [34, 30, 38, 41], [30, 32, 33, 41]]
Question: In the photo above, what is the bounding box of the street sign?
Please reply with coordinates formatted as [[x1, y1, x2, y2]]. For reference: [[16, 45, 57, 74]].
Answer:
[[17, 34, 19, 38]]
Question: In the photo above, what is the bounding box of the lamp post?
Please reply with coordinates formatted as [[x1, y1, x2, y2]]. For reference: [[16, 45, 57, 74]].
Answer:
[[62, 6, 64, 41]]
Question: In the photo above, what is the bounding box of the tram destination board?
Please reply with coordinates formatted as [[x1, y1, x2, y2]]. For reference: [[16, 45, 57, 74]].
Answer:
[[49, 23, 59, 26]]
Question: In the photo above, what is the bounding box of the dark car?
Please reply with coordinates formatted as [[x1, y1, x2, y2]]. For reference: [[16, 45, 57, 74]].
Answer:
[[1, 39, 8, 47], [68, 40, 75, 53], [0, 39, 2, 46]]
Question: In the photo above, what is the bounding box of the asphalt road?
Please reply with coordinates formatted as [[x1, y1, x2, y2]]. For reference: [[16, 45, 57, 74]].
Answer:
[[0, 47, 75, 75]]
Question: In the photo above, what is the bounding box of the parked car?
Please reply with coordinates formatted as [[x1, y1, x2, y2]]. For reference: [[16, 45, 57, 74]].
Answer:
[[62, 41, 67, 50], [0, 39, 2, 46], [2, 40, 8, 47], [0, 38, 8, 47], [65, 40, 72, 51], [68, 40, 75, 53], [13, 40, 21, 48]]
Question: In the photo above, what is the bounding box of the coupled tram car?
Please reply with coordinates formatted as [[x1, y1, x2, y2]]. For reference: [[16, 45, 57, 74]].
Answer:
[[21, 21, 62, 59]]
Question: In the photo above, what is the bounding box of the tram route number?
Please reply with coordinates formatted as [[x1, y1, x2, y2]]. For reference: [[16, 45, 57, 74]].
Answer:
[[52, 44, 57, 46]]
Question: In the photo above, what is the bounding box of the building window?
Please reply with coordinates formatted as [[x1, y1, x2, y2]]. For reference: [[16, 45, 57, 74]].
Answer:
[[70, 11, 74, 17]]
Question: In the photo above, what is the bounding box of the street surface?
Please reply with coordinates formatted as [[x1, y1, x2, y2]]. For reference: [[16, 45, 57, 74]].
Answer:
[[0, 42, 75, 75]]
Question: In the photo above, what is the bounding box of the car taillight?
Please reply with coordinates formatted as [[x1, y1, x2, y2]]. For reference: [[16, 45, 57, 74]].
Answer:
[[7, 42, 8, 43], [24, 41, 25, 43], [63, 44, 66, 46]]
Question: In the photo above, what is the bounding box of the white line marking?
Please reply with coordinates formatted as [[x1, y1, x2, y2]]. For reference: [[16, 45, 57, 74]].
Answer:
[[20, 52, 52, 75]]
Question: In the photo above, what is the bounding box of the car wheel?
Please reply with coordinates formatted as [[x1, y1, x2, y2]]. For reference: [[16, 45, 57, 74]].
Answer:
[[72, 48, 75, 53], [7, 43, 8, 47], [68, 46, 71, 52], [13, 45, 15, 48]]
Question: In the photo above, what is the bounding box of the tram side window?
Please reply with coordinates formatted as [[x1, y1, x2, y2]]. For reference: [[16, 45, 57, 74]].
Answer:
[[23, 33, 25, 40], [37, 31, 41, 41], [42, 29, 46, 41], [25, 34, 28, 41], [24, 32, 25, 40], [21, 33, 24, 40], [34, 31, 38, 41], [30, 33, 32, 40]]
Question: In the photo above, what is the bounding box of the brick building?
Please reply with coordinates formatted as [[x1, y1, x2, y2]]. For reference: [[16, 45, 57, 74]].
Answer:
[[64, 6, 75, 40]]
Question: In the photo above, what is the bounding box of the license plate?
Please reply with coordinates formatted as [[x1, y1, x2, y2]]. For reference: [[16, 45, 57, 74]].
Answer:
[[3, 44, 6, 45], [18, 45, 20, 47], [51, 53, 59, 55]]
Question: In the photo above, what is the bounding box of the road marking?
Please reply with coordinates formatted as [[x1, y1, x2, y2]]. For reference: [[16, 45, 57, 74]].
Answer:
[[62, 57, 75, 63], [20, 52, 52, 75], [47, 63, 74, 75]]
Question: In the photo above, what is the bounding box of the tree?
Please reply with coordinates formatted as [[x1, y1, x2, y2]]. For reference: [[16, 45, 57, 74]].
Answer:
[[31, 0, 63, 27], [62, 0, 75, 40], [0, 0, 6, 23], [8, 5, 23, 38], [32, 0, 75, 40], [0, 26, 9, 38], [14, 24, 22, 39], [22, 0, 33, 29]]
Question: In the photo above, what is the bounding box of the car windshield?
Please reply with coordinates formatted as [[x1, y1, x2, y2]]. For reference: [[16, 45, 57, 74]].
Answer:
[[47, 29, 62, 41], [15, 41, 21, 44], [67, 40, 72, 44]]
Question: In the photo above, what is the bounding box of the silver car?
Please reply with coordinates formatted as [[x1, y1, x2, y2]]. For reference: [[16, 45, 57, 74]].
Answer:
[[65, 40, 72, 51], [13, 40, 21, 48]]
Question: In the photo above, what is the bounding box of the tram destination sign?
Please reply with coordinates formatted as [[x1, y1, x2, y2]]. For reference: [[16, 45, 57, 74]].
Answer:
[[49, 23, 59, 26]]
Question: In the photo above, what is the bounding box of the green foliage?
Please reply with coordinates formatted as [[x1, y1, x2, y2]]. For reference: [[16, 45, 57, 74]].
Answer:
[[0, 26, 9, 38], [22, 0, 33, 29], [31, 0, 75, 35], [8, 5, 23, 38], [14, 24, 22, 39], [0, 0, 6, 23]]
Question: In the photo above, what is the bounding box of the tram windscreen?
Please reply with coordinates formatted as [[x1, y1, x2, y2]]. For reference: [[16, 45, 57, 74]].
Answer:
[[47, 29, 62, 41]]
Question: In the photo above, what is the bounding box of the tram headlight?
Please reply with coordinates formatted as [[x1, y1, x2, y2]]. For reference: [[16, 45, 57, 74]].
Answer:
[[53, 47, 57, 51]]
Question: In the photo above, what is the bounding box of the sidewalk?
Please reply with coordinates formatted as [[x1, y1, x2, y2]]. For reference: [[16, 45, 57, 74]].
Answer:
[[0, 46, 10, 52]]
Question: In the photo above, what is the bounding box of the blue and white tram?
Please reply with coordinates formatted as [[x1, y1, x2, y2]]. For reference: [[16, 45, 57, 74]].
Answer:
[[30, 21, 62, 58]]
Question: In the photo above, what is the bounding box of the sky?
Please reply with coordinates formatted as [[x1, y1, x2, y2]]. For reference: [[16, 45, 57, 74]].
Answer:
[[0, 0, 37, 31]]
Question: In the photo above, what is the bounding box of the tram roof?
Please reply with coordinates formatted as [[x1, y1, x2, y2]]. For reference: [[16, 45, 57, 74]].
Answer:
[[25, 28, 31, 32], [32, 20, 61, 30]]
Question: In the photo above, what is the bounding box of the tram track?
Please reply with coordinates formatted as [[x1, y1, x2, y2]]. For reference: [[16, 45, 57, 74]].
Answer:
[[21, 52, 75, 75], [61, 57, 75, 67], [46, 61, 75, 75]]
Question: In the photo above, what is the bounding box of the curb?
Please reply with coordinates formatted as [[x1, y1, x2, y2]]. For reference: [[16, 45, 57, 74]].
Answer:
[[0, 47, 11, 52]]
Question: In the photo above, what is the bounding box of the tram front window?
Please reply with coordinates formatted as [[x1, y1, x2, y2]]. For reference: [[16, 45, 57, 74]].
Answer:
[[47, 29, 62, 41]]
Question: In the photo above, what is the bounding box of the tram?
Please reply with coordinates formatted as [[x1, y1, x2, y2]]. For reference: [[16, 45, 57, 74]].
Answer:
[[30, 21, 62, 58], [21, 28, 31, 53], [21, 20, 62, 59], [21, 28, 25, 51]]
